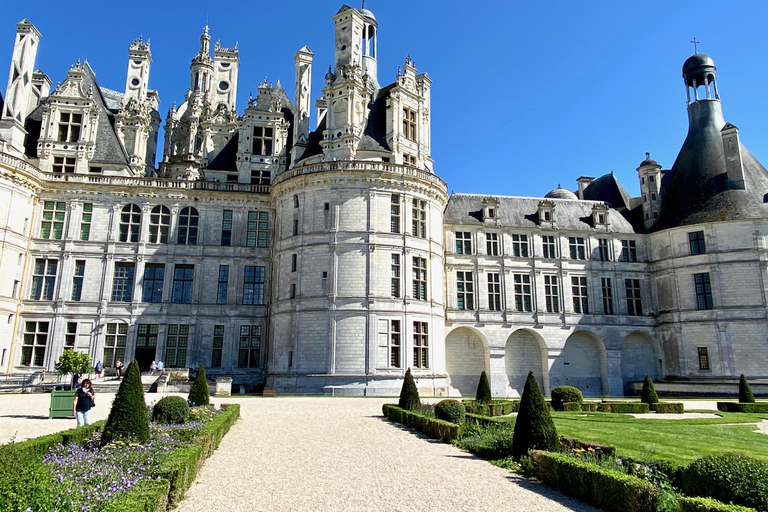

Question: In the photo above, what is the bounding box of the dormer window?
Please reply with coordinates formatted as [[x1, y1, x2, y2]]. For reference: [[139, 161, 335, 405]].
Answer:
[[403, 107, 416, 141], [58, 113, 82, 142], [253, 126, 274, 155], [487, 208, 496, 219], [482, 197, 500, 223], [592, 204, 609, 227], [542, 210, 551, 221], [52, 156, 76, 173], [537, 200, 556, 228]]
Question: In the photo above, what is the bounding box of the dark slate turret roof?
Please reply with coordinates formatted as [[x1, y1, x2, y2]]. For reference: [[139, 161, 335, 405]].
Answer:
[[444, 193, 636, 233], [581, 172, 632, 210], [204, 132, 239, 172], [652, 100, 768, 231]]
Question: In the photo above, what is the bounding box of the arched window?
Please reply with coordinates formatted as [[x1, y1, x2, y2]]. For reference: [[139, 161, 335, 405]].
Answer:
[[119, 204, 141, 242], [177, 207, 199, 245], [293, 195, 299, 208], [148, 206, 170, 243]]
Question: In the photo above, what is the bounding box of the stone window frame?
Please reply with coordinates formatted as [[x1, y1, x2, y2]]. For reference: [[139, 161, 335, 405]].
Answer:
[[119, 204, 142, 243], [619, 240, 637, 262], [242, 265, 265, 305], [391, 254, 401, 298], [71, 260, 85, 301], [221, 210, 233, 246], [57, 112, 82, 142], [411, 199, 427, 238], [252, 126, 274, 156], [31, 258, 58, 301], [148, 205, 170, 244], [79, 203, 93, 241], [52, 156, 76, 173], [112, 262, 135, 302], [694, 273, 714, 310], [544, 274, 559, 313], [487, 272, 502, 311], [412, 321, 429, 369], [601, 277, 614, 315], [40, 201, 66, 240], [64, 322, 77, 349], [21, 321, 49, 367], [402, 107, 417, 141], [456, 270, 474, 310], [568, 236, 587, 260], [171, 264, 194, 304], [511, 234, 530, 258], [455, 232, 472, 255], [142, 263, 165, 303], [390, 194, 400, 233], [177, 207, 200, 245], [103, 323, 127, 367], [625, 278, 643, 316], [217, 265, 229, 305], [165, 324, 190, 368], [377, 319, 402, 369], [697, 346, 711, 371], [211, 325, 224, 368], [246, 211, 269, 247], [513, 273, 532, 312], [571, 275, 589, 314], [689, 231, 706, 256], [596, 238, 611, 261], [542, 235, 557, 259], [486, 233, 500, 256], [412, 256, 427, 301], [238, 325, 261, 368]]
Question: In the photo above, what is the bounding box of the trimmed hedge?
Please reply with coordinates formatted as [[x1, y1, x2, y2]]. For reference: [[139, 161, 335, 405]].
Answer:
[[597, 402, 650, 414], [563, 402, 582, 411], [0, 420, 104, 461], [113, 403, 240, 509], [435, 399, 465, 424], [559, 437, 616, 458], [382, 404, 459, 442], [679, 497, 758, 512], [465, 413, 508, 427], [717, 402, 768, 413], [650, 402, 684, 414], [529, 450, 660, 512], [551, 385, 583, 411], [464, 400, 518, 416], [682, 453, 768, 512]]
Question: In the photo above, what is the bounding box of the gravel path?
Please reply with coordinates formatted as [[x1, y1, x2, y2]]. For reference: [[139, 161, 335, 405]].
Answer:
[[176, 397, 598, 512]]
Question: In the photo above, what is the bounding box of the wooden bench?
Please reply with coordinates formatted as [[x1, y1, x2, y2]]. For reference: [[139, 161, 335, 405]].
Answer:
[[262, 390, 276, 397]]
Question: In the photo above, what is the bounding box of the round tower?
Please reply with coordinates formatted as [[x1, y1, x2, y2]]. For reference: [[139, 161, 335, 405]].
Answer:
[[637, 152, 662, 229]]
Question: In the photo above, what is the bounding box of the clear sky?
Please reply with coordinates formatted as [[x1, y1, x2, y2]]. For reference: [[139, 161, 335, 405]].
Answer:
[[3, 1, 768, 198]]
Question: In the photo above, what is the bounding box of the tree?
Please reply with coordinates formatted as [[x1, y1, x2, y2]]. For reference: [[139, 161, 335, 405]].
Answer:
[[640, 375, 660, 404], [188, 365, 210, 406], [54, 349, 92, 378], [739, 374, 756, 404], [512, 371, 559, 461], [101, 360, 149, 445], [398, 368, 421, 411], [475, 370, 492, 403]]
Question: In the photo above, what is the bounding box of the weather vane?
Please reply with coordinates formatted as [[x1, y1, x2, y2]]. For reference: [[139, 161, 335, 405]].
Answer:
[[691, 37, 700, 54]]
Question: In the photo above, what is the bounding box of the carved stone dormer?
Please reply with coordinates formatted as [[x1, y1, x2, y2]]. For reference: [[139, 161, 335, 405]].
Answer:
[[482, 197, 500, 224], [592, 204, 610, 230], [538, 200, 556, 229]]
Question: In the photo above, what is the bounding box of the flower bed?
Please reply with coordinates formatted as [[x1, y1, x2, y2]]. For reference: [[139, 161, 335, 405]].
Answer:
[[0, 403, 239, 512]]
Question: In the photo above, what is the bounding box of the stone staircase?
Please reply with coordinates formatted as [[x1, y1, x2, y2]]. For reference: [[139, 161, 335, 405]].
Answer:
[[91, 374, 159, 394]]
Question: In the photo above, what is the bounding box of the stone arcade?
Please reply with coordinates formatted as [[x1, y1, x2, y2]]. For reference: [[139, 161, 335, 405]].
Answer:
[[0, 6, 767, 396]]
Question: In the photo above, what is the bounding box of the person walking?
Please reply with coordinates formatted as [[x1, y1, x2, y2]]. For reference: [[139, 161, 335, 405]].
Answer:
[[115, 360, 124, 379], [72, 378, 95, 426], [149, 360, 158, 376], [157, 360, 165, 374], [94, 360, 103, 379]]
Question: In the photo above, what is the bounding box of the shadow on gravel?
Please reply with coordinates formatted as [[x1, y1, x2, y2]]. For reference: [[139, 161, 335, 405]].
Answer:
[[379, 418, 446, 444], [1, 414, 49, 420], [504, 474, 598, 511]]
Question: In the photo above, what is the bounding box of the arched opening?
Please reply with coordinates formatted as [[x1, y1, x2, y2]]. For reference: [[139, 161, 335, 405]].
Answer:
[[505, 329, 547, 397], [621, 332, 662, 394], [445, 327, 489, 397], [549, 330, 607, 397]]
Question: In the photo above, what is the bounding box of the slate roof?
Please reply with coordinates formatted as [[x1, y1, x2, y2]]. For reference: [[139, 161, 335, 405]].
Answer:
[[444, 193, 637, 233], [582, 172, 632, 210], [99, 87, 124, 111], [652, 102, 768, 231], [204, 131, 239, 172]]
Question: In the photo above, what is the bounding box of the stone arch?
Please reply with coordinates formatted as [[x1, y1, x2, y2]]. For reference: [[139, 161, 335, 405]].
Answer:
[[621, 332, 662, 394], [445, 327, 490, 398], [549, 330, 608, 397], [505, 329, 548, 397]]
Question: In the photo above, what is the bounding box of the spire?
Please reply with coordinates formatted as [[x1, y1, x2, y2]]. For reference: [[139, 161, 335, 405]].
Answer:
[[200, 26, 210, 56]]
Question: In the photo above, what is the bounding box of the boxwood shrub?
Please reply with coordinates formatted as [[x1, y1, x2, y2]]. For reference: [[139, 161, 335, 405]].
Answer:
[[598, 402, 650, 414], [682, 453, 768, 512], [717, 402, 768, 413], [529, 450, 660, 512], [650, 402, 684, 414], [382, 404, 459, 442], [551, 385, 583, 411], [679, 497, 758, 512], [153, 396, 191, 424], [465, 413, 508, 427], [435, 399, 465, 424]]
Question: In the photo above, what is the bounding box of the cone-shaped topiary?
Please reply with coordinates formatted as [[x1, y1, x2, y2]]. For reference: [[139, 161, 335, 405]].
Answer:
[[640, 375, 660, 404], [398, 368, 421, 411], [512, 371, 559, 461], [101, 359, 149, 445], [739, 374, 756, 403], [475, 370, 492, 404], [188, 364, 210, 406]]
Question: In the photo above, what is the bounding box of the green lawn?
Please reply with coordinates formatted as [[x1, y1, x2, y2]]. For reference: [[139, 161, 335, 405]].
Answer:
[[527, 411, 768, 467]]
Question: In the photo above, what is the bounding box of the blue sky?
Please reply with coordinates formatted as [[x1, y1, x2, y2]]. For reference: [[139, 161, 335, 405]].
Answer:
[[3, 1, 768, 198]]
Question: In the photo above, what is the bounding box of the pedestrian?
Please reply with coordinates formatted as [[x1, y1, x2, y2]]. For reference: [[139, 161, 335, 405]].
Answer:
[[157, 360, 165, 374], [115, 360, 124, 379], [71, 372, 80, 390], [40, 367, 46, 383], [149, 360, 158, 376], [95, 360, 103, 379], [72, 378, 95, 427]]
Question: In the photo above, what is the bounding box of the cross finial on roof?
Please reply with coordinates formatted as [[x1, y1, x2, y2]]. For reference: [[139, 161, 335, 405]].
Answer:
[[691, 37, 700, 54], [362, 0, 365, 9], [646, 152, 650, 159]]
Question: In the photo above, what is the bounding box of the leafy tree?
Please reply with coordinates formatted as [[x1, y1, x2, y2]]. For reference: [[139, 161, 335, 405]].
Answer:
[[512, 371, 559, 461], [475, 370, 492, 403], [640, 375, 660, 404], [54, 349, 92, 378], [101, 360, 149, 445], [739, 374, 756, 404], [398, 368, 421, 411], [188, 364, 210, 406]]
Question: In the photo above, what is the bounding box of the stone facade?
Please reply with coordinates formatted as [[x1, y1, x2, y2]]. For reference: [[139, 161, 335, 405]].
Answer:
[[0, 6, 767, 396]]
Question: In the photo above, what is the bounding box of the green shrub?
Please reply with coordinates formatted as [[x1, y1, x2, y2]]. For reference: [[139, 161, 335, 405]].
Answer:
[[679, 497, 757, 512], [562, 402, 582, 411], [383, 404, 459, 442], [551, 385, 583, 411], [512, 371, 559, 461], [640, 375, 660, 404], [682, 453, 768, 511], [0, 446, 55, 512], [740, 374, 756, 404], [581, 401, 598, 411], [475, 370, 492, 403], [650, 402, 684, 414], [398, 368, 421, 411], [458, 423, 515, 460], [102, 360, 150, 445], [435, 399, 465, 424], [597, 402, 650, 414], [529, 450, 660, 512], [717, 402, 768, 413], [188, 365, 210, 406], [559, 437, 616, 458], [465, 413, 508, 427], [153, 396, 191, 424]]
